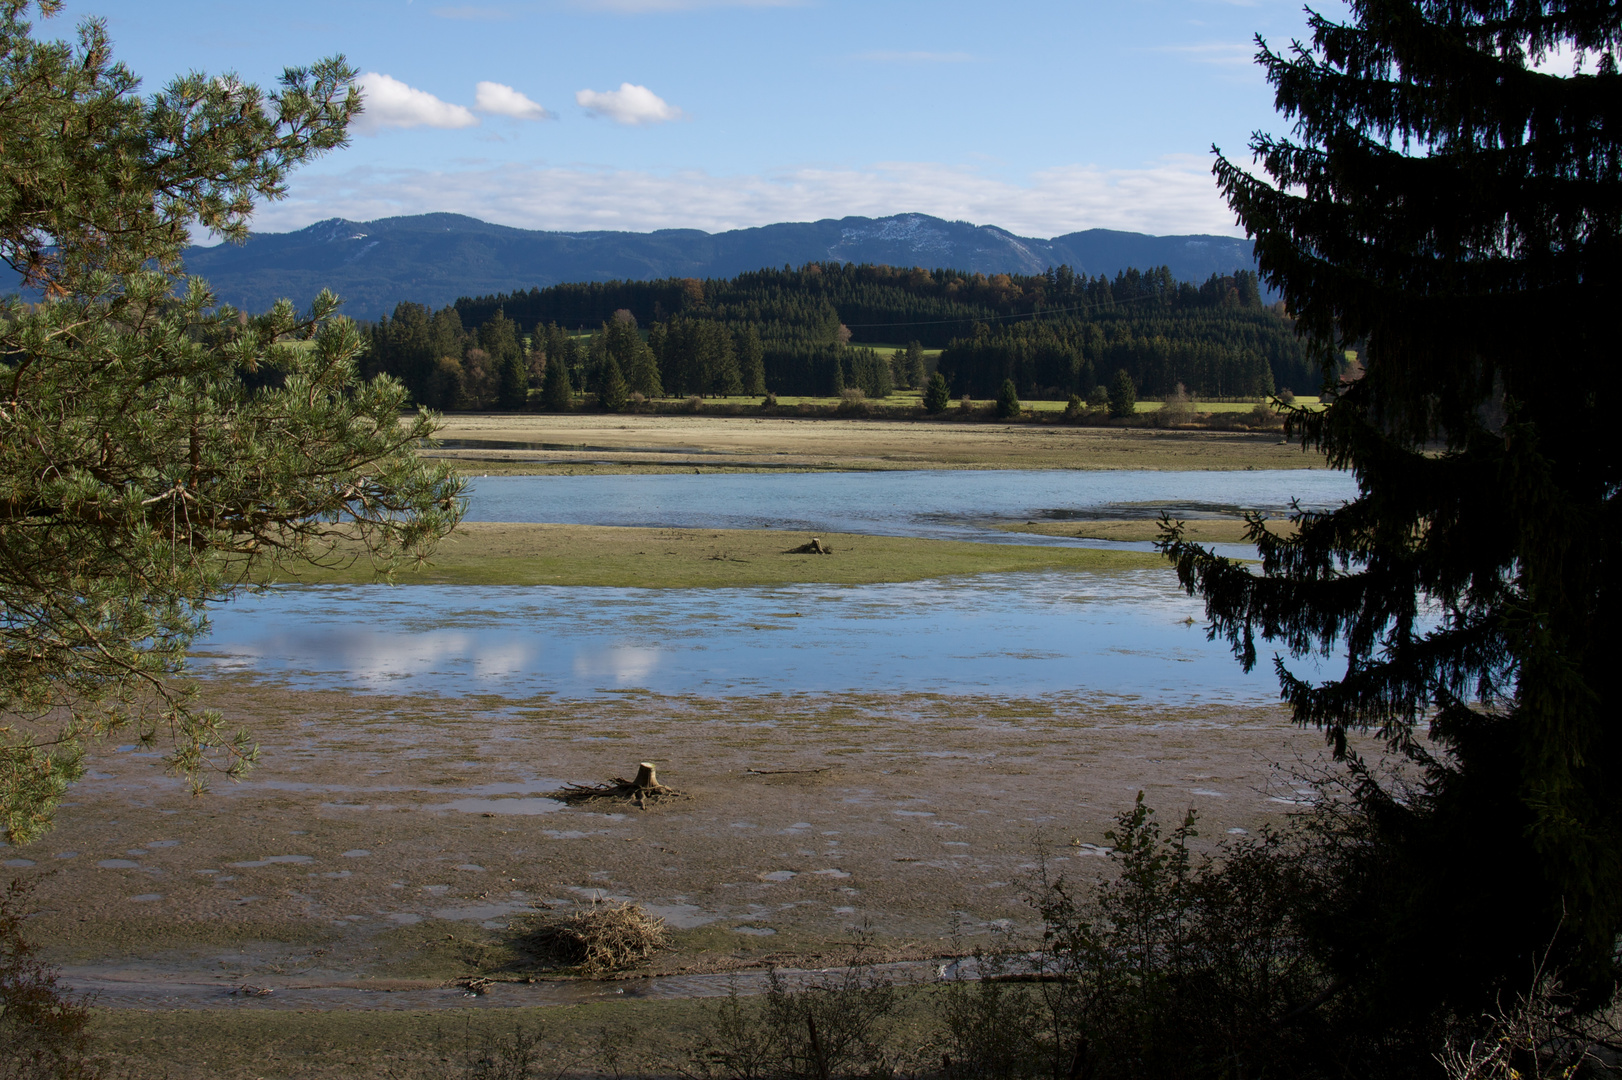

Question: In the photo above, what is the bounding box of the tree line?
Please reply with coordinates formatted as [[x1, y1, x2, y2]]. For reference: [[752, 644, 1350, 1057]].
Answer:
[[362, 261, 1319, 409]]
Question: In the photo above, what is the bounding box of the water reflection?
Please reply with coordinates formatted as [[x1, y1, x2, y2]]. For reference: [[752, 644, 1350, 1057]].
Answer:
[[195, 571, 1333, 702]]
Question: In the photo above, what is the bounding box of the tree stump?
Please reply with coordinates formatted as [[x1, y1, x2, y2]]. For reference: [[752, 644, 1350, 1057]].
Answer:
[[554, 762, 684, 806]]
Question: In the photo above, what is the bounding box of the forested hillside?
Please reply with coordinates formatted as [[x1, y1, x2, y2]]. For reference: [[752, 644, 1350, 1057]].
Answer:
[[363, 261, 1317, 409], [166, 212, 1263, 319]]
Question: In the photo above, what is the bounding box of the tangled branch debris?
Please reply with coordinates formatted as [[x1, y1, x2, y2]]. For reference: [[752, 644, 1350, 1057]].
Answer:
[[520, 900, 670, 974], [553, 762, 685, 808], [785, 537, 833, 554]]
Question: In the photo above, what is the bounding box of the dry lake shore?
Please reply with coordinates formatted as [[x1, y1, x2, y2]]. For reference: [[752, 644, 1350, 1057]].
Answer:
[[422, 413, 1323, 475]]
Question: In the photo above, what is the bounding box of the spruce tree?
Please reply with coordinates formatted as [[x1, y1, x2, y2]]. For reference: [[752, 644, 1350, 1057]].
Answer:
[[922, 372, 951, 414], [542, 352, 573, 412], [995, 377, 1020, 418], [1164, 0, 1622, 1011], [1107, 369, 1136, 417], [903, 340, 926, 388], [596, 354, 628, 412], [734, 323, 766, 396], [629, 324, 665, 398]]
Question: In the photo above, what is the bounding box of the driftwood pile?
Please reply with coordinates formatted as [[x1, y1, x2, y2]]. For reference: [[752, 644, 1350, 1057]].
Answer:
[[785, 536, 833, 554], [520, 899, 670, 973]]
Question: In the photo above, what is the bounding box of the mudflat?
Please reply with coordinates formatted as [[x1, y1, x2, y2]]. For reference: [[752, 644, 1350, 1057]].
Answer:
[[273, 523, 1162, 588], [19, 679, 1342, 1080], [422, 414, 1319, 474]]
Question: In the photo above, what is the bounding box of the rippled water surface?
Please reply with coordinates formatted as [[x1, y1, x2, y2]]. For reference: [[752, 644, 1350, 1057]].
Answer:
[[194, 469, 1351, 700], [196, 571, 1336, 701], [463, 468, 1354, 547]]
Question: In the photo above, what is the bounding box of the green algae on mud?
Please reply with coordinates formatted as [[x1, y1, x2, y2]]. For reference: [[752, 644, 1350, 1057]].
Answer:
[[270, 523, 1161, 589], [87, 989, 951, 1080]]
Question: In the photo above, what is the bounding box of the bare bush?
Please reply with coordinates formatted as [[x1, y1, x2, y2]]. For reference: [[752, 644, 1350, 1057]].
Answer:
[[1437, 961, 1622, 1080], [683, 964, 902, 1080]]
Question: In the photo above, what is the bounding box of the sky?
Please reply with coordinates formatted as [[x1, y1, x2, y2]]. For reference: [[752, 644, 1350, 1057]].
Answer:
[[52, 0, 1352, 240]]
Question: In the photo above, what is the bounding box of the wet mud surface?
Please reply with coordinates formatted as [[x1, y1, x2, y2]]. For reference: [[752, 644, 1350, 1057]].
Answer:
[[9, 678, 1334, 1010]]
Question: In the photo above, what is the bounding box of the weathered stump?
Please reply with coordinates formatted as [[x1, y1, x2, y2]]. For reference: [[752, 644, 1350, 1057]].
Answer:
[[553, 762, 684, 807]]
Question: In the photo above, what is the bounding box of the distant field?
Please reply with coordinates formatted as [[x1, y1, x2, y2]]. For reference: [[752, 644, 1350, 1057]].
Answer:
[[422, 413, 1326, 474], [593, 388, 1320, 413]]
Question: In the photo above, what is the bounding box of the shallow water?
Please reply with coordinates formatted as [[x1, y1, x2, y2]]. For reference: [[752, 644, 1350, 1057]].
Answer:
[[193, 470, 1350, 701], [462, 468, 1354, 549], [195, 570, 1332, 702]]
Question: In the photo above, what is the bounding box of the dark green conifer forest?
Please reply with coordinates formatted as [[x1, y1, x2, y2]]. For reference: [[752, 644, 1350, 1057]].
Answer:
[[363, 261, 1316, 409]]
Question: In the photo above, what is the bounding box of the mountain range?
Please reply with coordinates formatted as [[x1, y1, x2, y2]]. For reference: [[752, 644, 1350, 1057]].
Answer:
[[176, 212, 1260, 322]]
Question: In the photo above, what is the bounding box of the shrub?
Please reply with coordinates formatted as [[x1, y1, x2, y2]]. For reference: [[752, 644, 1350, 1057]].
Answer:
[[0, 881, 101, 1080], [760, 392, 778, 412], [453, 1023, 551, 1080], [1107, 370, 1136, 418], [995, 379, 1020, 419], [1159, 382, 1193, 426], [1086, 385, 1109, 411], [1062, 393, 1084, 421], [836, 387, 869, 416], [683, 395, 704, 413], [938, 949, 1050, 1080], [684, 963, 902, 1080], [922, 372, 952, 414], [1275, 386, 1296, 405]]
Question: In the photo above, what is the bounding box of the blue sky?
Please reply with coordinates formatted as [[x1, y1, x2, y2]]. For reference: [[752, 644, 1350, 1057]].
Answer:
[[54, 0, 1347, 238]]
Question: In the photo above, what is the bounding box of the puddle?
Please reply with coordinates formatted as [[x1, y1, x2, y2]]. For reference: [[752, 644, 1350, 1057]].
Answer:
[[641, 903, 721, 929], [432, 798, 566, 816], [228, 856, 315, 868], [433, 902, 533, 922]]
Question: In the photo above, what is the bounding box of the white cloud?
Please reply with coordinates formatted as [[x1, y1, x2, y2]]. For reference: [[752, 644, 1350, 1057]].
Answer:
[[575, 83, 684, 125], [1150, 42, 1257, 66], [353, 73, 479, 134], [255, 155, 1241, 239], [475, 81, 554, 120]]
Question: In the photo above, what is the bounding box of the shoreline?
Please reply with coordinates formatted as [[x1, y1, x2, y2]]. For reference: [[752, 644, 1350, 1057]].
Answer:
[[421, 414, 1325, 475]]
